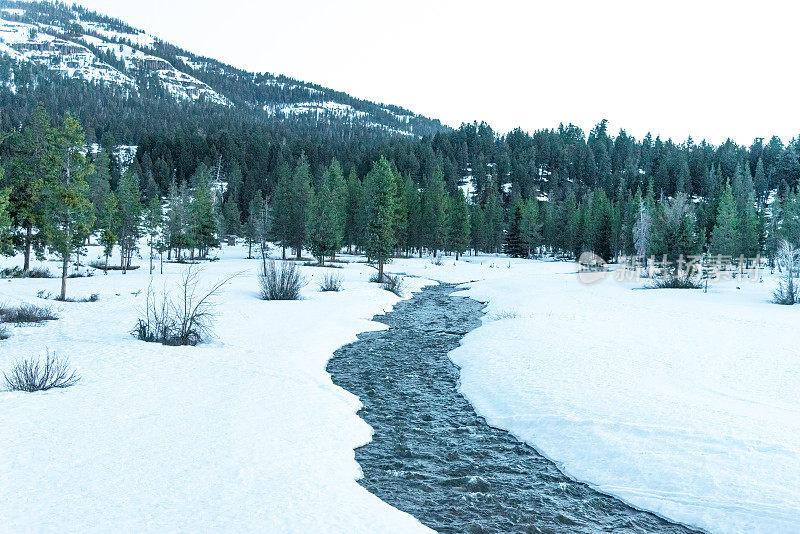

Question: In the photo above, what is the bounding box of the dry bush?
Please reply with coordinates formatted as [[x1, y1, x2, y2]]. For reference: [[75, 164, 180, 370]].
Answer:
[[382, 274, 405, 296], [259, 259, 306, 300], [319, 272, 343, 292], [3, 351, 79, 392], [0, 303, 58, 324], [134, 266, 233, 346]]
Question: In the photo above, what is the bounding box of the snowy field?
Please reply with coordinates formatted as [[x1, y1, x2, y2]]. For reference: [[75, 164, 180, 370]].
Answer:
[[386, 257, 800, 534], [0, 244, 433, 532], [2, 245, 798, 533]]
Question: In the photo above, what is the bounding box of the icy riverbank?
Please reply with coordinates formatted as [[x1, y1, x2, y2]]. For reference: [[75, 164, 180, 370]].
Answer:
[[384, 257, 800, 534], [0, 245, 433, 532]]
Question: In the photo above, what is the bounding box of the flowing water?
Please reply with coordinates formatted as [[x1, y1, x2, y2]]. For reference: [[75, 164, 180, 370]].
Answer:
[[328, 284, 701, 534]]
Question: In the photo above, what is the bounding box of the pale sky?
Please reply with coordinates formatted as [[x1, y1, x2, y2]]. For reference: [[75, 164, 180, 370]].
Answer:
[[72, 0, 800, 145]]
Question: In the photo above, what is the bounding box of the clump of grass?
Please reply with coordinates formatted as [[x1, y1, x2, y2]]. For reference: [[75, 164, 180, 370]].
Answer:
[[369, 272, 383, 283], [3, 351, 79, 392], [37, 290, 99, 303], [134, 267, 232, 346], [259, 259, 306, 300], [0, 303, 58, 324], [319, 272, 343, 292], [89, 260, 141, 271], [381, 274, 405, 296], [0, 266, 53, 279], [303, 261, 343, 269], [647, 275, 701, 289]]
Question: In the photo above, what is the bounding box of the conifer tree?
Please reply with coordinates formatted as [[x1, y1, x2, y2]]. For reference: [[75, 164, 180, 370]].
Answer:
[[504, 196, 526, 257], [754, 158, 768, 205], [221, 162, 243, 237], [117, 168, 142, 272], [710, 183, 740, 258], [189, 163, 218, 258], [364, 157, 398, 281], [145, 196, 163, 274], [99, 190, 120, 272], [272, 162, 292, 259], [422, 165, 447, 256], [404, 175, 422, 256], [289, 155, 312, 259], [0, 182, 13, 256], [41, 113, 95, 300], [469, 204, 486, 255], [344, 168, 364, 253], [7, 104, 55, 271], [245, 190, 271, 260], [447, 190, 470, 260], [87, 150, 112, 230], [521, 198, 541, 256], [309, 163, 344, 264]]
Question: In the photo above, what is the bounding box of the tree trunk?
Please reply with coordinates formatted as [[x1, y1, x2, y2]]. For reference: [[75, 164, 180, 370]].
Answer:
[[23, 225, 32, 272], [282, 245, 286, 260], [60, 253, 69, 301], [378, 260, 384, 282], [296, 247, 301, 260]]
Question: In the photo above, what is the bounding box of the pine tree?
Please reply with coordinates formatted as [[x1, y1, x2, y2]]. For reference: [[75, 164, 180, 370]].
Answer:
[[0, 182, 14, 256], [754, 158, 768, 205], [710, 183, 740, 258], [469, 204, 486, 255], [40, 113, 95, 300], [272, 162, 292, 259], [289, 155, 312, 259], [145, 196, 163, 274], [521, 198, 541, 256], [245, 191, 269, 260], [447, 190, 470, 260], [7, 104, 55, 271], [87, 150, 112, 230], [99, 191, 120, 272], [309, 163, 345, 264], [364, 157, 398, 281], [344, 168, 364, 253], [221, 162, 243, 237], [422, 165, 447, 255], [189, 163, 218, 258], [504, 196, 526, 257], [117, 168, 142, 272]]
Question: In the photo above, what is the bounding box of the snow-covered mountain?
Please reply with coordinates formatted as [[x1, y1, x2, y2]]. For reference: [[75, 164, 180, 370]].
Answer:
[[0, 1, 444, 137]]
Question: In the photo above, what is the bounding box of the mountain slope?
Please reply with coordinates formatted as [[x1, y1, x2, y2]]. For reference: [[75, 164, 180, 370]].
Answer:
[[0, 0, 445, 138]]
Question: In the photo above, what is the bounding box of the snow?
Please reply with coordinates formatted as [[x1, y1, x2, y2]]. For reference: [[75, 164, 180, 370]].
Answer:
[[0, 244, 432, 532], [384, 256, 800, 533], [4, 245, 794, 532], [0, 17, 229, 105]]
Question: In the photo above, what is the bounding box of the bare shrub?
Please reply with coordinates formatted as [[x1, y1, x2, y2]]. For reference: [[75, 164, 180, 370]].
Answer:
[[259, 259, 306, 300], [369, 271, 383, 283], [648, 275, 702, 289], [773, 240, 800, 305], [0, 325, 9, 340], [319, 272, 343, 292], [0, 266, 53, 279], [0, 303, 58, 324], [382, 274, 405, 296], [134, 266, 233, 346], [3, 351, 79, 392]]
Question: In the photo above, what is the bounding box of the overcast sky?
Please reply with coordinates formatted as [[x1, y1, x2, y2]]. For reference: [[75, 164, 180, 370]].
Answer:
[[72, 0, 800, 145]]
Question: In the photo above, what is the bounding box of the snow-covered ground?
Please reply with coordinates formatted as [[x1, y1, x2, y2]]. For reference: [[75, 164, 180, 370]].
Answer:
[[3, 246, 797, 533], [0, 244, 433, 532], [386, 256, 800, 533]]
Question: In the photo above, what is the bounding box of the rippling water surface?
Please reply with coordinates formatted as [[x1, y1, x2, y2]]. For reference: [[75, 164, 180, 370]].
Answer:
[[328, 283, 700, 533]]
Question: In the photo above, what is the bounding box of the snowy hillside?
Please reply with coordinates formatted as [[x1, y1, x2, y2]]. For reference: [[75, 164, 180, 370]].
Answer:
[[0, 1, 443, 137]]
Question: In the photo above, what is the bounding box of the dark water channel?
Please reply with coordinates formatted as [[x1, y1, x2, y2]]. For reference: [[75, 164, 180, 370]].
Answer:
[[327, 284, 700, 533]]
